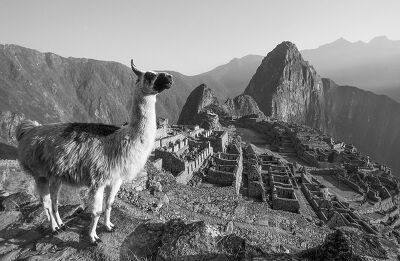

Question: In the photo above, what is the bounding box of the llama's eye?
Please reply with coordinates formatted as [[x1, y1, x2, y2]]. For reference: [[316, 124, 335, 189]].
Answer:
[[144, 72, 156, 82]]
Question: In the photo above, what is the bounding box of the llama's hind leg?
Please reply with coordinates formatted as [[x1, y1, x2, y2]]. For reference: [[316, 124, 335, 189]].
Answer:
[[88, 185, 105, 245], [36, 177, 60, 233], [49, 178, 65, 230], [105, 179, 122, 232]]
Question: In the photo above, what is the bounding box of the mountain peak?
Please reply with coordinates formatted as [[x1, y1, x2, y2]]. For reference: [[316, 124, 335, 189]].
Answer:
[[244, 41, 324, 128], [275, 41, 298, 52], [333, 37, 351, 44], [369, 35, 390, 44], [177, 83, 221, 125], [260, 41, 302, 66]]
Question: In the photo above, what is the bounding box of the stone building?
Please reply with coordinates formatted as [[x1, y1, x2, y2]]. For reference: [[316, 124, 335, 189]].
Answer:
[[206, 136, 243, 194], [154, 123, 215, 184], [242, 146, 300, 213], [301, 172, 376, 234], [207, 130, 229, 153], [263, 162, 300, 213]]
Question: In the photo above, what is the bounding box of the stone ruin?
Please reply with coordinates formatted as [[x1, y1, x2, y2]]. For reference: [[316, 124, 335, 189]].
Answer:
[[153, 121, 236, 186], [300, 171, 377, 234], [205, 137, 243, 194], [241, 146, 300, 213]]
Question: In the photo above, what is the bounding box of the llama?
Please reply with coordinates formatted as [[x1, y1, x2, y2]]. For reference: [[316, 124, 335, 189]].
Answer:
[[15, 60, 172, 245]]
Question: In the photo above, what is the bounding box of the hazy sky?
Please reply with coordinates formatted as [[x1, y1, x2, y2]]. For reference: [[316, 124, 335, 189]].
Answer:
[[1, 0, 399, 75]]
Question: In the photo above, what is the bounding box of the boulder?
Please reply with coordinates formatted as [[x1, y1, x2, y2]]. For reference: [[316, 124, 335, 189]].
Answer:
[[298, 227, 387, 260], [1, 192, 34, 211]]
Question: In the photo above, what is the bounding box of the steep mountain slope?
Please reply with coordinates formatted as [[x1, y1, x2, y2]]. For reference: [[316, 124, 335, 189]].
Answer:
[[193, 55, 263, 99], [243, 41, 400, 174], [224, 94, 266, 119], [323, 79, 400, 172], [0, 44, 135, 143], [0, 44, 261, 145], [244, 42, 326, 130], [301, 36, 400, 100], [177, 84, 229, 126]]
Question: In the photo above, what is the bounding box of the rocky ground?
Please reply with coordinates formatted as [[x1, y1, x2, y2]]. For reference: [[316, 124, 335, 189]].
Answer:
[[1, 161, 399, 260]]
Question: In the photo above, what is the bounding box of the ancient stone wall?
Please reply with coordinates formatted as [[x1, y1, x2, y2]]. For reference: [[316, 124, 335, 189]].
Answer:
[[155, 141, 213, 184], [176, 145, 214, 184], [154, 133, 186, 150], [366, 189, 381, 202], [213, 153, 239, 166], [234, 147, 243, 195], [206, 168, 236, 186], [155, 125, 168, 140], [154, 149, 186, 175], [300, 151, 319, 167], [339, 177, 363, 194], [272, 192, 300, 213], [248, 181, 266, 201], [208, 130, 229, 153]]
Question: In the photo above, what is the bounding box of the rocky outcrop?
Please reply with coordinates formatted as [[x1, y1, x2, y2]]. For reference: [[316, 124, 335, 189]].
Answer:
[[177, 84, 229, 127], [299, 227, 388, 260], [122, 219, 270, 261], [178, 84, 265, 127], [244, 42, 326, 130], [224, 94, 266, 119], [1, 191, 34, 211]]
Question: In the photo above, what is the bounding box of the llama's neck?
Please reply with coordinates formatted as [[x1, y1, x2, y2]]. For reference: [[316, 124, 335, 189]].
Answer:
[[129, 91, 157, 133], [111, 88, 158, 182]]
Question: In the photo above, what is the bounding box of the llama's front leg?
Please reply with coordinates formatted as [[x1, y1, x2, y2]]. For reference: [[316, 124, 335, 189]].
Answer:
[[88, 185, 105, 245], [105, 179, 122, 232], [43, 193, 60, 233], [36, 177, 60, 233], [50, 178, 65, 230]]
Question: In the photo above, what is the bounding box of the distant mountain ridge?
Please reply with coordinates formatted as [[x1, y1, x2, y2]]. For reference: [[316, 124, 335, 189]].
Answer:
[[301, 36, 400, 101]]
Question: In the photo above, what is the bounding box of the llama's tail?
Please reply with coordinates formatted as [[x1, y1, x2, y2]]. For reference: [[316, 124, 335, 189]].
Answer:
[[15, 120, 40, 142]]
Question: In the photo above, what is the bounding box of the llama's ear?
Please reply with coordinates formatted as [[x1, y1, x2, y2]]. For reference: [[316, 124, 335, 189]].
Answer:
[[131, 59, 144, 76]]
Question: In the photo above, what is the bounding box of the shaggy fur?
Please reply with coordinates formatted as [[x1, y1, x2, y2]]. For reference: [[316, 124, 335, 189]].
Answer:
[[16, 60, 172, 244]]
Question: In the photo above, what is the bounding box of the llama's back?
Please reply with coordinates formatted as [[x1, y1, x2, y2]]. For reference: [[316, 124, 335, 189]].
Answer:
[[16, 122, 121, 187], [15, 120, 40, 142]]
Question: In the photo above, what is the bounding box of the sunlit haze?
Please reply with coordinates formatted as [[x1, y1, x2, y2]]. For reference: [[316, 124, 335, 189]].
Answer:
[[1, 0, 399, 74]]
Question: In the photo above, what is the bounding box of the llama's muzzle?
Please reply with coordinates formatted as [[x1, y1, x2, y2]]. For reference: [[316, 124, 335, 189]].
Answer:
[[154, 73, 173, 93]]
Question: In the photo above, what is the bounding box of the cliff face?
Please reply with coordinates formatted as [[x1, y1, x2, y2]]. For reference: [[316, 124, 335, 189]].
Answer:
[[244, 42, 325, 130], [322, 79, 400, 173], [224, 94, 265, 119]]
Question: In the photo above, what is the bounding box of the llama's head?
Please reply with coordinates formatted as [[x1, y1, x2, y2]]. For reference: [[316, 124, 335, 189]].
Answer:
[[131, 59, 173, 95]]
